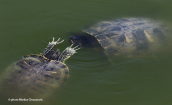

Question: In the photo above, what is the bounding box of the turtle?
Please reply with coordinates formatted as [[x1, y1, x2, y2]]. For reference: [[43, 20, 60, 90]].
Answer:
[[0, 38, 80, 99], [69, 17, 171, 57]]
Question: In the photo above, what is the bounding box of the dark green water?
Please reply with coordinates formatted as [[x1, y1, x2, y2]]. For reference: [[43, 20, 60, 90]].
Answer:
[[1, 0, 172, 105]]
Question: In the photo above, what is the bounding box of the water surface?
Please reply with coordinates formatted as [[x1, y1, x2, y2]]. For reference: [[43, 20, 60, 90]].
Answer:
[[0, 0, 172, 105]]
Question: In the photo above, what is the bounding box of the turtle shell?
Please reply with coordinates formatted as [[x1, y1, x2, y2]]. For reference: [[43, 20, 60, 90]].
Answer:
[[0, 54, 69, 98], [83, 18, 171, 57]]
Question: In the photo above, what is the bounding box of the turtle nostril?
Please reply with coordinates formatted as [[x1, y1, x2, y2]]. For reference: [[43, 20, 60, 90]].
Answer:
[[69, 37, 74, 42], [69, 37, 76, 44], [70, 36, 76, 41]]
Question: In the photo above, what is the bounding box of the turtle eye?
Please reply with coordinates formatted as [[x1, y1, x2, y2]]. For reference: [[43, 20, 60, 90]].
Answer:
[[69, 36, 80, 44], [69, 36, 88, 47]]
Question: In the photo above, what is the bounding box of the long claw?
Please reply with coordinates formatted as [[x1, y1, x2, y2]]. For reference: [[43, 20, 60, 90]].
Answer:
[[75, 47, 80, 51], [53, 37, 55, 42], [74, 45, 79, 49], [59, 39, 64, 43], [58, 44, 81, 62], [41, 37, 64, 56], [66, 44, 81, 54], [57, 38, 60, 42], [70, 44, 73, 47], [48, 37, 64, 46]]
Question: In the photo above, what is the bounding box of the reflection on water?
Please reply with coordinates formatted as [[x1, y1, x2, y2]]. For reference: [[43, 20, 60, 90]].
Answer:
[[1, 0, 172, 105]]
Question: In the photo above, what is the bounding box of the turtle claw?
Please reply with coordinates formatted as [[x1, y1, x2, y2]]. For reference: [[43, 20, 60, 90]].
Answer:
[[58, 44, 81, 62], [73, 45, 80, 50], [67, 44, 81, 54], [48, 37, 64, 46], [41, 37, 64, 56]]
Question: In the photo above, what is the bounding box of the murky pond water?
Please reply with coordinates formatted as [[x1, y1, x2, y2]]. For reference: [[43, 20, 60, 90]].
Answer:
[[1, 0, 172, 105]]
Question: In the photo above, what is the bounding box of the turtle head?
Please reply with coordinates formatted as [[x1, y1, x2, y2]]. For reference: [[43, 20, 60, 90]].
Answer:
[[69, 36, 90, 47]]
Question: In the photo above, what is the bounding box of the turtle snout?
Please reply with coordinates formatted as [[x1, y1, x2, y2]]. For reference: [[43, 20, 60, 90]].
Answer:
[[69, 36, 80, 46]]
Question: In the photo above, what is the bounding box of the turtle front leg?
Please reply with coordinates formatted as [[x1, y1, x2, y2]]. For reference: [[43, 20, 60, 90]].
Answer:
[[58, 44, 80, 63], [40, 37, 64, 56]]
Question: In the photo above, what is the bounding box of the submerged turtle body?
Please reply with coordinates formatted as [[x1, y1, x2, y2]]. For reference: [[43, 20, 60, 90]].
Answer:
[[0, 38, 79, 99], [70, 17, 171, 57], [2, 55, 68, 98]]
